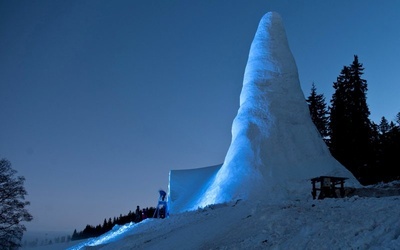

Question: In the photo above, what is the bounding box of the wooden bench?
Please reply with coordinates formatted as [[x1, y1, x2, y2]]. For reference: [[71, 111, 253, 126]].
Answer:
[[311, 176, 348, 199]]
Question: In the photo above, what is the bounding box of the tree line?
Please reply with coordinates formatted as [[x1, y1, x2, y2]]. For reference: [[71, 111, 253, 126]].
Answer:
[[71, 206, 156, 241], [306, 55, 400, 185]]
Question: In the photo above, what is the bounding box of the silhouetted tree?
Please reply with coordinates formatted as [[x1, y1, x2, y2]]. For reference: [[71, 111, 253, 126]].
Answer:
[[382, 120, 400, 180], [72, 229, 78, 240], [368, 116, 400, 183], [107, 218, 112, 230], [329, 55, 372, 182], [306, 82, 329, 141], [0, 158, 33, 249], [395, 112, 400, 124], [329, 66, 353, 167]]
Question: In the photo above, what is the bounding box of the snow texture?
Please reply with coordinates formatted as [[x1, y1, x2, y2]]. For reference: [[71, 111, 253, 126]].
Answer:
[[168, 164, 222, 214], [59, 194, 399, 250]]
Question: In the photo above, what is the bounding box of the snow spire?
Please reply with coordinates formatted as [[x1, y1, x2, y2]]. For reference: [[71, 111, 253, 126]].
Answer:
[[194, 12, 358, 208]]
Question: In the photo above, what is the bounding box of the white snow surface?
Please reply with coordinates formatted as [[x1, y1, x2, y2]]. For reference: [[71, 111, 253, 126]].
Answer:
[[200, 12, 359, 205], [62, 195, 400, 250], [170, 12, 359, 213], [168, 164, 222, 214]]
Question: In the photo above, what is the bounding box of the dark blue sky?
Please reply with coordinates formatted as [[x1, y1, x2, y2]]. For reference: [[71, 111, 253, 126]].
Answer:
[[1, 0, 399, 232]]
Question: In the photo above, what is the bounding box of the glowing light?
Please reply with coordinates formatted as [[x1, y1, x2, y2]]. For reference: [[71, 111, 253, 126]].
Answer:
[[67, 220, 152, 250]]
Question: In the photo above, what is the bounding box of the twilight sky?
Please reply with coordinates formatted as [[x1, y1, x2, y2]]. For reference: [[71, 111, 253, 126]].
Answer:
[[1, 0, 399, 233]]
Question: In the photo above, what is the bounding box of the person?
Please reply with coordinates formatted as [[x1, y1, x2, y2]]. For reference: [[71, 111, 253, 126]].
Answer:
[[159, 189, 167, 201], [142, 208, 147, 220], [135, 206, 141, 222], [153, 189, 168, 219]]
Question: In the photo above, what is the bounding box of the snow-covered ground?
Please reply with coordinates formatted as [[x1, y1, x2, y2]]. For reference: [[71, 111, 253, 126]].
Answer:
[[21, 189, 400, 250], [55, 186, 398, 249]]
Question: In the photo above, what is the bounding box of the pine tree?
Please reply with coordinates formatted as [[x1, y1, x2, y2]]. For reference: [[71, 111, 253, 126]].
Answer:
[[385, 121, 400, 180], [329, 55, 372, 181], [71, 229, 78, 241], [329, 66, 353, 168], [369, 122, 381, 181], [395, 112, 400, 125], [306, 82, 329, 141], [377, 117, 391, 179], [379, 117, 390, 134]]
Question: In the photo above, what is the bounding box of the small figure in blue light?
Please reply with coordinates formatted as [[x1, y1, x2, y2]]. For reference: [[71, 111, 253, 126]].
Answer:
[[153, 189, 167, 218]]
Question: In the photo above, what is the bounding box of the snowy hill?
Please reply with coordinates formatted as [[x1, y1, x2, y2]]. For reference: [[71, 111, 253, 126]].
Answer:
[[22, 190, 400, 249], [64, 192, 399, 249]]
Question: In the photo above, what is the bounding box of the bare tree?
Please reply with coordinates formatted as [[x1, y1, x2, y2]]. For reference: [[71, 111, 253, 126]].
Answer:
[[0, 158, 33, 249]]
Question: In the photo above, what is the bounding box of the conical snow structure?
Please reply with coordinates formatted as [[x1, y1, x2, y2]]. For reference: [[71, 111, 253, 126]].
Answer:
[[194, 12, 359, 208]]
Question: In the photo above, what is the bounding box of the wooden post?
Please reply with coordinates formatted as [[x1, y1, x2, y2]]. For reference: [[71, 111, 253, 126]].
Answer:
[[340, 180, 345, 197], [312, 180, 317, 199]]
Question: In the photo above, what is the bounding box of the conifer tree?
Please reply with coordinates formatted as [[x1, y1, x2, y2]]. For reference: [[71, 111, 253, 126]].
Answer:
[[329, 55, 372, 181], [377, 117, 391, 178], [72, 229, 78, 240], [385, 121, 400, 179], [329, 66, 353, 168], [306, 82, 329, 141], [369, 121, 381, 180], [396, 112, 400, 125], [379, 117, 390, 134]]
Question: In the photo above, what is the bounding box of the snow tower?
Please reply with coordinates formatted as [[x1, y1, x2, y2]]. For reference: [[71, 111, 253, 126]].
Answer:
[[169, 12, 359, 214]]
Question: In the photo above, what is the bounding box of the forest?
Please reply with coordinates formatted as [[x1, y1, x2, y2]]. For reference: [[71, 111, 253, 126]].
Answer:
[[306, 55, 400, 185]]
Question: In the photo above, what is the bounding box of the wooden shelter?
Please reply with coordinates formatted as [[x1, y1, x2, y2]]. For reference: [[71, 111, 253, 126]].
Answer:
[[311, 176, 348, 199]]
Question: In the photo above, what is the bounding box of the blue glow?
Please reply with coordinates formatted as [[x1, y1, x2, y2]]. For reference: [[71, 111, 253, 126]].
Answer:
[[67, 220, 151, 250]]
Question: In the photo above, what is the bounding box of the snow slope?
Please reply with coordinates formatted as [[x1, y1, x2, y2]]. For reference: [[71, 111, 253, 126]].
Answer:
[[65, 193, 400, 250]]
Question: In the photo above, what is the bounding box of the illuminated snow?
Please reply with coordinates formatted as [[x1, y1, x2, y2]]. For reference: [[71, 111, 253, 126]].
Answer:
[[169, 12, 359, 213], [168, 164, 222, 214], [65, 195, 400, 250], [66, 221, 148, 250]]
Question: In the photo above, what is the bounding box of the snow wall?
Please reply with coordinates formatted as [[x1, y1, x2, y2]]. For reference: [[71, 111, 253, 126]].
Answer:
[[168, 164, 222, 214]]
